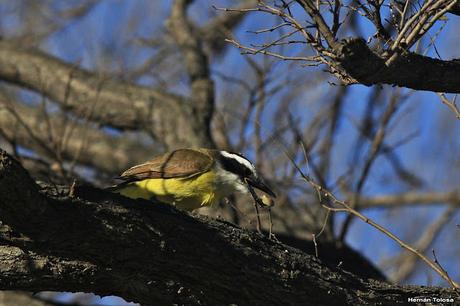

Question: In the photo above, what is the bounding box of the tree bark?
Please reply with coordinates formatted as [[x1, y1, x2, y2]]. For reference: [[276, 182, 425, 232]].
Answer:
[[0, 149, 457, 305], [335, 38, 460, 93]]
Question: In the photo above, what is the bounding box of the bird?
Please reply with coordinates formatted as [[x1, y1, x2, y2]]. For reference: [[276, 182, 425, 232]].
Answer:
[[109, 148, 276, 211]]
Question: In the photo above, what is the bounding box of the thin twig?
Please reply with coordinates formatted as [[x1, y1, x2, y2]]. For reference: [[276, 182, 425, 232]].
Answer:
[[254, 200, 262, 234], [312, 233, 319, 257], [226, 38, 320, 62], [285, 154, 460, 288], [437, 93, 460, 119], [268, 208, 276, 240], [246, 182, 265, 234], [432, 249, 459, 290], [321, 198, 460, 288]]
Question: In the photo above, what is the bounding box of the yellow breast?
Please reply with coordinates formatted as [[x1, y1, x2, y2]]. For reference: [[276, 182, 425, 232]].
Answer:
[[117, 170, 230, 211]]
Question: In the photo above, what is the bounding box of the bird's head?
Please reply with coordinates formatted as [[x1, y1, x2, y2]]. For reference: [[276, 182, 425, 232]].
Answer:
[[217, 150, 276, 198]]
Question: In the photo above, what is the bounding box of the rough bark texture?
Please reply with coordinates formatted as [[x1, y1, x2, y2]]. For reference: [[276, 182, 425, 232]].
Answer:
[[0, 149, 457, 305], [449, 3, 460, 15], [292, 0, 460, 93], [336, 38, 460, 93]]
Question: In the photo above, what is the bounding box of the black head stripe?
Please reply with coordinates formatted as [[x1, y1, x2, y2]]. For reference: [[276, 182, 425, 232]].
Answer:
[[218, 151, 255, 178]]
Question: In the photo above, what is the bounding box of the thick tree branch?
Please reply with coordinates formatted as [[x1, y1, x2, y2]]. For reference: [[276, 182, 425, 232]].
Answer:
[[360, 190, 460, 208], [336, 38, 460, 93], [0, 41, 182, 130], [0, 100, 153, 174], [168, 0, 215, 148], [450, 2, 460, 15], [294, 0, 460, 92], [245, 2, 460, 93], [0, 40, 209, 148], [0, 149, 458, 305]]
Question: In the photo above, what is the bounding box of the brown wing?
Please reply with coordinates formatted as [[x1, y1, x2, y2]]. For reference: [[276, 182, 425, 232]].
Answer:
[[119, 148, 214, 181]]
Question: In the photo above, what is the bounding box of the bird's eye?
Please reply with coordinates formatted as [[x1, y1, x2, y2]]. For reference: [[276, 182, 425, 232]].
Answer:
[[245, 167, 254, 177]]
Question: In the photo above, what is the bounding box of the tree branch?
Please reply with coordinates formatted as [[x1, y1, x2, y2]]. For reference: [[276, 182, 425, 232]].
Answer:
[[167, 0, 215, 148], [0, 40, 209, 148], [391, 205, 457, 283], [202, 0, 258, 54], [0, 41, 182, 130], [336, 38, 460, 93], [241, 2, 460, 93], [449, 2, 460, 15], [360, 191, 460, 208], [0, 99, 153, 175], [0, 149, 458, 305], [296, 0, 340, 50]]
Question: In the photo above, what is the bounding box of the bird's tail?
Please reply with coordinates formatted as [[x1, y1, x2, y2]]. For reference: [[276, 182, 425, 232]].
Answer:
[[104, 180, 131, 193]]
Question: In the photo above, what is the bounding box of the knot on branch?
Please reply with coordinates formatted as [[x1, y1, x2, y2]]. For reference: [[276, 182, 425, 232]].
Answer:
[[0, 149, 39, 197], [336, 37, 386, 86], [0, 149, 49, 222], [449, 3, 460, 16], [0, 149, 22, 173]]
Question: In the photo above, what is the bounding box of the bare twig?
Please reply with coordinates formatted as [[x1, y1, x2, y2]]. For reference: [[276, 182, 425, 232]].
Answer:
[[226, 38, 320, 62], [437, 93, 460, 119], [432, 249, 459, 290], [285, 153, 460, 288], [388, 205, 457, 283], [247, 182, 265, 234]]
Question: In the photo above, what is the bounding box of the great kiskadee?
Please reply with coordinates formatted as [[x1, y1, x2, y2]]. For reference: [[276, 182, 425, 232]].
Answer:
[[110, 148, 276, 211]]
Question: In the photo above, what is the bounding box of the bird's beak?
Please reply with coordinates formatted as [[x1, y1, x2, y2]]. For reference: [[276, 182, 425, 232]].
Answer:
[[246, 176, 276, 198]]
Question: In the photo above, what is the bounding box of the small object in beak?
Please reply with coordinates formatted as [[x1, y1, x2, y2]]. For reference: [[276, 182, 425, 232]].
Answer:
[[246, 176, 276, 198], [260, 194, 275, 207]]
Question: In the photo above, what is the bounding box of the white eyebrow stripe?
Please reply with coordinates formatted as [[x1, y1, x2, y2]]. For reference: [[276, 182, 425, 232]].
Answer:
[[220, 151, 256, 174]]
